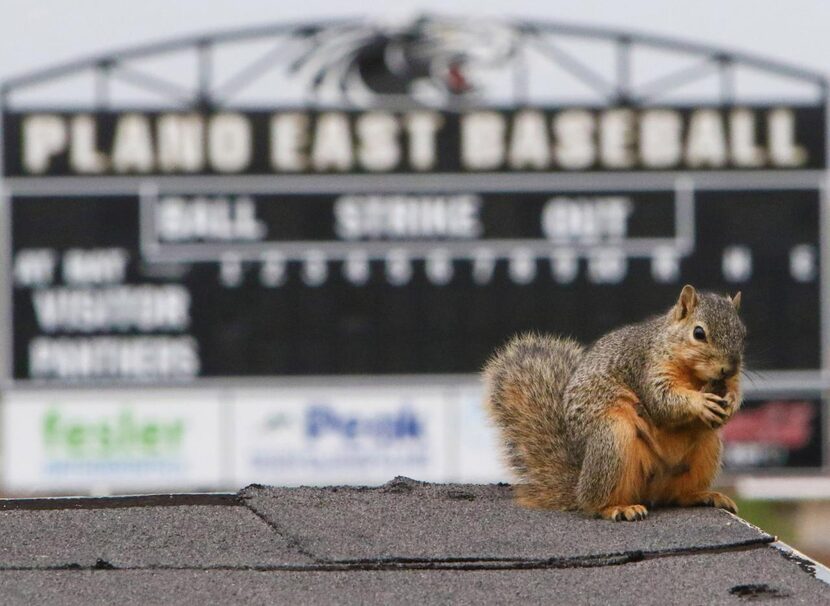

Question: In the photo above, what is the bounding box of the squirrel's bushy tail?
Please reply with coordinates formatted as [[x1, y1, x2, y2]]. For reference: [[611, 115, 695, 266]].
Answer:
[[483, 333, 584, 509]]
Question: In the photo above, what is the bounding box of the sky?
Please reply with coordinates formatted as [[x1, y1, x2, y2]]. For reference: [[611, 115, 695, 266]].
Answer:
[[1, 0, 828, 85]]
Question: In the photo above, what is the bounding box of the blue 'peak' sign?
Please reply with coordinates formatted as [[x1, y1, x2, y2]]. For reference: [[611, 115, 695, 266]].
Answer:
[[305, 405, 424, 442]]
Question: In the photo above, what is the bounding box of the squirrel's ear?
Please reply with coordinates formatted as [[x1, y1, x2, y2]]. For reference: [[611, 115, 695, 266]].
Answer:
[[731, 291, 742, 311], [674, 284, 698, 321]]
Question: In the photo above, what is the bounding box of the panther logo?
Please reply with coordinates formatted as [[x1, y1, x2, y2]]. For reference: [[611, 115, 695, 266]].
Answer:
[[290, 16, 519, 107]]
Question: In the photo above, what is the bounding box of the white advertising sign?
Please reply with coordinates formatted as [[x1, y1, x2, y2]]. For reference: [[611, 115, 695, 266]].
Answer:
[[453, 385, 511, 483], [2, 390, 223, 493], [231, 386, 451, 486]]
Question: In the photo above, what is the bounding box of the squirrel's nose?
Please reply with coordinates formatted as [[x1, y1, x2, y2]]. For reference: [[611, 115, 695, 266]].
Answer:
[[720, 360, 739, 378]]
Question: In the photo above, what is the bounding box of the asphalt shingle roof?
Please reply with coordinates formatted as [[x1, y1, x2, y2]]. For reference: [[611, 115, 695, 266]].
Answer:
[[0, 477, 827, 605]]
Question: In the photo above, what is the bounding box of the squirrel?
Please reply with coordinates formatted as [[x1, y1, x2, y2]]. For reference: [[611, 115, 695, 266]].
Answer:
[[483, 285, 745, 522]]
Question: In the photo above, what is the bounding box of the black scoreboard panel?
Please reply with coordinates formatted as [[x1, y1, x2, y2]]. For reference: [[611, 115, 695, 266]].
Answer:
[[9, 186, 820, 381]]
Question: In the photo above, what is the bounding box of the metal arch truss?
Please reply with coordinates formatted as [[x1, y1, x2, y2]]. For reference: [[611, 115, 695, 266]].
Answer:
[[1, 15, 827, 109]]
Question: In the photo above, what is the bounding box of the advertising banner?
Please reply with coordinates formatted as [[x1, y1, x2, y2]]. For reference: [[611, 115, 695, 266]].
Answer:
[[722, 396, 824, 471], [2, 390, 223, 493], [231, 386, 451, 486]]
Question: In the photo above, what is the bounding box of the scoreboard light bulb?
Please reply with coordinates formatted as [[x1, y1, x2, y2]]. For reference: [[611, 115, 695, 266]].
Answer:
[[344, 253, 371, 286], [651, 247, 681, 284], [789, 244, 817, 282], [385, 250, 413, 286], [550, 251, 579, 284], [722, 246, 753, 283], [508, 249, 536, 285], [425, 250, 454, 285], [471, 248, 496, 285], [260, 253, 287, 288], [301, 251, 328, 287], [587, 249, 626, 284], [219, 256, 244, 288]]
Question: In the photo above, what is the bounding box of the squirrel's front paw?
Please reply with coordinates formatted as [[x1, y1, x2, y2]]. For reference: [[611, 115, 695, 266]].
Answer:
[[722, 392, 740, 421], [685, 491, 738, 513], [599, 504, 649, 521], [696, 393, 730, 428]]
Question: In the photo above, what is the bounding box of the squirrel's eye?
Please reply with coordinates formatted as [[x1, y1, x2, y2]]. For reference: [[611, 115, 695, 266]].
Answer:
[[693, 326, 706, 341]]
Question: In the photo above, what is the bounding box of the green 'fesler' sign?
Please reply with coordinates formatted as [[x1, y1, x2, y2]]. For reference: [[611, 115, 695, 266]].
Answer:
[[41, 406, 185, 458]]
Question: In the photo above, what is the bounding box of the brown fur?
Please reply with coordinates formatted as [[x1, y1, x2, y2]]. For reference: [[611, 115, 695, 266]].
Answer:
[[483, 285, 745, 521], [662, 356, 706, 392], [483, 333, 584, 510], [602, 397, 723, 506]]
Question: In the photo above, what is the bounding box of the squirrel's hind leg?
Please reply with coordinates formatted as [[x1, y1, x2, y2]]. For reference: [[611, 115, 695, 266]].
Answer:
[[576, 397, 656, 522]]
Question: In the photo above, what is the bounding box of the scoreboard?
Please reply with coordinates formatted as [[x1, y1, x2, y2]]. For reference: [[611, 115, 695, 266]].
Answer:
[[6, 178, 823, 382], [1, 16, 828, 490], [4, 106, 825, 382]]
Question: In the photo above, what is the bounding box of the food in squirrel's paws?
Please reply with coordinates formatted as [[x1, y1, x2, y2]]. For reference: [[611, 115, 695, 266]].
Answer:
[[703, 379, 727, 397]]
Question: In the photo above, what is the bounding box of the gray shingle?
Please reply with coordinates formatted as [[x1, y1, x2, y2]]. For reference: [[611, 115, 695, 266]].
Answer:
[[0, 548, 825, 606], [240, 479, 774, 563], [0, 503, 310, 569]]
